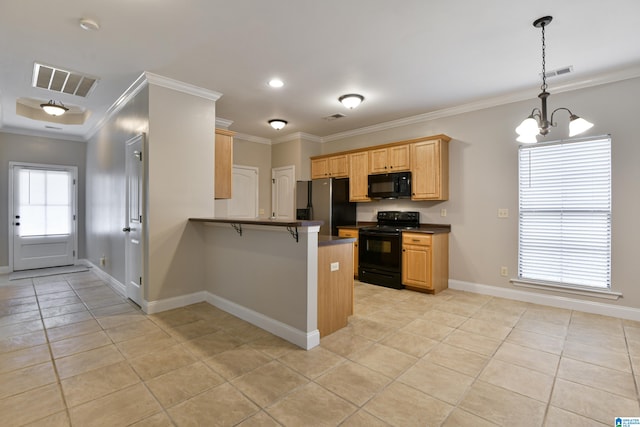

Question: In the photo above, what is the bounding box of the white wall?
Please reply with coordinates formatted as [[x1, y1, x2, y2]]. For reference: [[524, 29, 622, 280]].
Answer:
[[322, 77, 640, 309], [145, 84, 216, 302], [230, 137, 272, 218], [85, 86, 149, 284], [0, 133, 87, 268]]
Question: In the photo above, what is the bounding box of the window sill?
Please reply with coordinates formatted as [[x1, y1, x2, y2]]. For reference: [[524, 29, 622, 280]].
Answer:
[[511, 279, 622, 300]]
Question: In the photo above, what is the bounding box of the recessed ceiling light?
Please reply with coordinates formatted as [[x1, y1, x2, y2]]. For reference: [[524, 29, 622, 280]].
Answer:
[[79, 18, 100, 31], [268, 78, 284, 88]]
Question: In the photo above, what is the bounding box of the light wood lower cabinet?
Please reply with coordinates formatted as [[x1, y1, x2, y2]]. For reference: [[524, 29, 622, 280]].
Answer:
[[338, 228, 359, 278], [402, 232, 449, 293], [318, 242, 354, 337]]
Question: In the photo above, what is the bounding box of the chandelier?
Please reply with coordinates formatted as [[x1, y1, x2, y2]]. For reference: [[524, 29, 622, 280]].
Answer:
[[515, 16, 593, 143]]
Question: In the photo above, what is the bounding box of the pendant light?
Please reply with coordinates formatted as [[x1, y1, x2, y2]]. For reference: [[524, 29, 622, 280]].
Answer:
[[515, 16, 593, 143], [40, 100, 69, 116]]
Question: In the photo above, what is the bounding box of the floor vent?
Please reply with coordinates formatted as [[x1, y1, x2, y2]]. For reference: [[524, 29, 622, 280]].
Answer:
[[32, 63, 98, 97]]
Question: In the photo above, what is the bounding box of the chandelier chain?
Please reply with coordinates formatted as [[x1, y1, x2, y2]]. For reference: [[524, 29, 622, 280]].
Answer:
[[541, 22, 547, 92]]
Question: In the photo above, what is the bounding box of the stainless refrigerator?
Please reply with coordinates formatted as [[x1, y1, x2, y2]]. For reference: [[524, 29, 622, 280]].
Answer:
[[296, 178, 356, 236]]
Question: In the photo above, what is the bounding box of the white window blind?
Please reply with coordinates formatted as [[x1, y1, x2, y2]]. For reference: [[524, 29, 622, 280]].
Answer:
[[518, 136, 611, 289]]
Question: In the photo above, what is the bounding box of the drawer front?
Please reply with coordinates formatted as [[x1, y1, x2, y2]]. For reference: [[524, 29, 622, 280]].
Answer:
[[339, 229, 359, 239], [402, 233, 432, 246]]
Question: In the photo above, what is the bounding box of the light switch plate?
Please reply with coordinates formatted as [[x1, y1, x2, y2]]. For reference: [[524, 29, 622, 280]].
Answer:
[[330, 262, 339, 271]]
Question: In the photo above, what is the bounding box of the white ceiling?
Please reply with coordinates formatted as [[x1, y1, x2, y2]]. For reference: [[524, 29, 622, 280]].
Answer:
[[1, 0, 639, 142]]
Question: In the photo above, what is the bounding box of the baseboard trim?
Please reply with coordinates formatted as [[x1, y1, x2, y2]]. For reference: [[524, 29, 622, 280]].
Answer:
[[449, 279, 640, 322], [144, 291, 208, 315], [81, 259, 126, 298], [206, 292, 320, 350], [0, 266, 10, 274]]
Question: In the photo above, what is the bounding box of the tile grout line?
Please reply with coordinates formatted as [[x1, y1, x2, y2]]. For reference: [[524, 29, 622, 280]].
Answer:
[[33, 276, 75, 426]]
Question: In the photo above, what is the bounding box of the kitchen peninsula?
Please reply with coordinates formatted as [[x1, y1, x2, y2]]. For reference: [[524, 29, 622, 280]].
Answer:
[[189, 217, 354, 350]]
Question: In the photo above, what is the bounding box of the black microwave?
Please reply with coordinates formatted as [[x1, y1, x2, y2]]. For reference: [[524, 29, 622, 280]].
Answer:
[[368, 171, 412, 199]]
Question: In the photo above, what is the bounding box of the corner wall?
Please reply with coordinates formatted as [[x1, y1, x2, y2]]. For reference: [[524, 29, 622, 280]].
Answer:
[[146, 84, 216, 302], [85, 86, 149, 284]]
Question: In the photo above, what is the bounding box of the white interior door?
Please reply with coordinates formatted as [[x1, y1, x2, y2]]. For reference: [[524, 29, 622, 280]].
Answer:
[[124, 134, 144, 306], [10, 164, 77, 271], [271, 166, 295, 220], [229, 166, 259, 218]]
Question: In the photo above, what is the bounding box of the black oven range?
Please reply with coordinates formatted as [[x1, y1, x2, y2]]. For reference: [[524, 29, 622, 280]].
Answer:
[[358, 211, 420, 289]]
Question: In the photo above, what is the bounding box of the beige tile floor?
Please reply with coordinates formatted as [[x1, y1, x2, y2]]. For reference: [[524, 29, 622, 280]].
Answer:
[[1, 271, 639, 426]]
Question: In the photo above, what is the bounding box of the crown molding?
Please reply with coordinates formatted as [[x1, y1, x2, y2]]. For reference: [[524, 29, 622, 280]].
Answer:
[[321, 65, 640, 142], [144, 72, 223, 101], [233, 132, 272, 145], [84, 72, 148, 141], [216, 117, 234, 129], [0, 125, 85, 142], [271, 132, 323, 144]]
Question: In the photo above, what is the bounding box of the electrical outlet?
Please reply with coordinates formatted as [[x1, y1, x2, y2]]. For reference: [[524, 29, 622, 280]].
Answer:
[[259, 208, 265, 215], [330, 262, 339, 272], [498, 208, 509, 218], [500, 266, 508, 277], [440, 208, 447, 217]]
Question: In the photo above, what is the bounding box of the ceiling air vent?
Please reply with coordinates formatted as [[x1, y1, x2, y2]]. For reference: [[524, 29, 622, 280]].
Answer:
[[323, 113, 346, 121], [541, 65, 573, 79], [32, 63, 98, 97]]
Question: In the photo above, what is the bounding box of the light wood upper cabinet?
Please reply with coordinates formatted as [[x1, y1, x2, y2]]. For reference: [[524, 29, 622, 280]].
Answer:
[[311, 154, 348, 179], [402, 232, 448, 294], [369, 144, 410, 174], [348, 151, 370, 202], [215, 128, 234, 199], [411, 139, 449, 201]]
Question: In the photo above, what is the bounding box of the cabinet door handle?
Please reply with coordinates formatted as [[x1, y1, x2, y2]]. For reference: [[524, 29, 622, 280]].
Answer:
[[412, 239, 420, 242], [402, 249, 406, 252]]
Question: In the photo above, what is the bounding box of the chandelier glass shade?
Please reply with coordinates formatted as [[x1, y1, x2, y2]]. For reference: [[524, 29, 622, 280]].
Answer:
[[40, 100, 69, 116], [515, 16, 593, 143]]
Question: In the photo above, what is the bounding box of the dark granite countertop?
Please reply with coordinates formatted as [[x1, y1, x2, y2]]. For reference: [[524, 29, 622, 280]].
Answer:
[[337, 223, 451, 234], [318, 235, 356, 247], [189, 217, 324, 227]]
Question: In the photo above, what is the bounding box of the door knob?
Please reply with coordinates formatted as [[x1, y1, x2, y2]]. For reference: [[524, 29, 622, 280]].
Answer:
[[122, 227, 131, 232]]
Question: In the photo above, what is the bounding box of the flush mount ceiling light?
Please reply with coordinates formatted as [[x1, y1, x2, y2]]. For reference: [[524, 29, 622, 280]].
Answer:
[[268, 119, 287, 130], [40, 100, 69, 116], [515, 16, 593, 143], [79, 18, 100, 31], [268, 78, 284, 88], [338, 94, 364, 109]]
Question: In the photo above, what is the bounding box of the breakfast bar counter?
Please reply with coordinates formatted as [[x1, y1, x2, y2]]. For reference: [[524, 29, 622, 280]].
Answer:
[[189, 217, 354, 349]]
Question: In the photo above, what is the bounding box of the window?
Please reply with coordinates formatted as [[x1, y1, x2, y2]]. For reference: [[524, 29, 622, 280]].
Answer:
[[518, 136, 611, 289]]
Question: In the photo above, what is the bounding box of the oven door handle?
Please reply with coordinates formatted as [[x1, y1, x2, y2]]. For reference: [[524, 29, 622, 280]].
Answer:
[[360, 231, 400, 238]]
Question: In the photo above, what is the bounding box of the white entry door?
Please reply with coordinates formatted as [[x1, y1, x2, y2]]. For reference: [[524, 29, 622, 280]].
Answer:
[[124, 134, 145, 306], [271, 166, 295, 220], [229, 166, 259, 218], [11, 163, 77, 271]]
